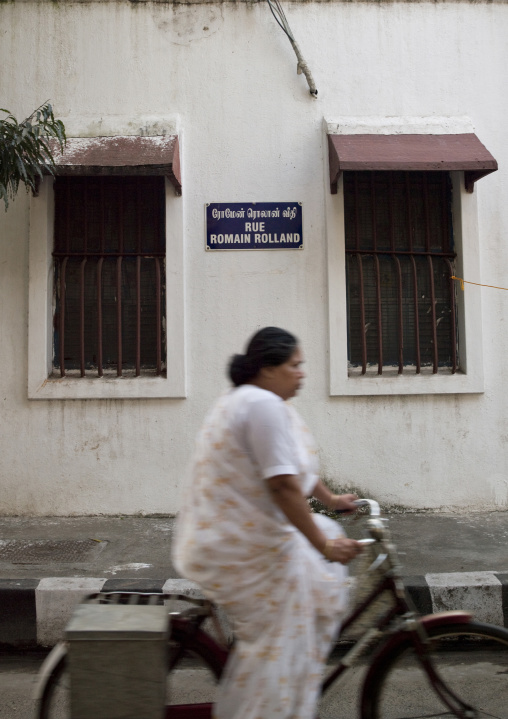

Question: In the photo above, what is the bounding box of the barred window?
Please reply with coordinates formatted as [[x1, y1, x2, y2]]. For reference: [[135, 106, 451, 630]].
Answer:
[[345, 171, 457, 375], [53, 176, 166, 378]]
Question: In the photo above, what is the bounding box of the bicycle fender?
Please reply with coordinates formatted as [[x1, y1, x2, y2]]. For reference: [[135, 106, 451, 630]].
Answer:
[[419, 610, 473, 628], [33, 641, 68, 703]]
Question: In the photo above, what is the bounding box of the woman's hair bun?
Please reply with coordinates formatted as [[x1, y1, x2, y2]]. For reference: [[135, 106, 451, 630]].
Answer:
[[228, 353, 255, 387]]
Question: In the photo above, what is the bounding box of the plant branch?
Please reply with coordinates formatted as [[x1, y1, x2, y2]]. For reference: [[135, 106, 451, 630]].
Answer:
[[0, 102, 66, 210]]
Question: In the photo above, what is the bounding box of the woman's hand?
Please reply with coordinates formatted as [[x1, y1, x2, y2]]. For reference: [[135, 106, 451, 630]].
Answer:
[[311, 481, 359, 513], [322, 537, 364, 564], [329, 493, 358, 513]]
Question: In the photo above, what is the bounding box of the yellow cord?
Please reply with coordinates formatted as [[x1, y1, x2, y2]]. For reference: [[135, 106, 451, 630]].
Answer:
[[451, 276, 508, 292]]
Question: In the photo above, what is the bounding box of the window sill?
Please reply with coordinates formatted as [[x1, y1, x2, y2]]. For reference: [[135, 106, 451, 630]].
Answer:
[[49, 369, 166, 379], [28, 374, 185, 400], [331, 369, 484, 396], [349, 366, 457, 378]]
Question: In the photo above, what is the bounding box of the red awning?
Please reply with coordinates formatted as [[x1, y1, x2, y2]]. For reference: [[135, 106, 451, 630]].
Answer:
[[328, 133, 497, 194], [50, 135, 181, 195]]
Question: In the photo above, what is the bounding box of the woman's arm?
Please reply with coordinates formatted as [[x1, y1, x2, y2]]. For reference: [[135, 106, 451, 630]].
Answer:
[[312, 479, 358, 513], [267, 474, 362, 564]]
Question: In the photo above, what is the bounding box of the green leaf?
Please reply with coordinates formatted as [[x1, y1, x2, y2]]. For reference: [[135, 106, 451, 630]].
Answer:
[[1, 101, 66, 211]]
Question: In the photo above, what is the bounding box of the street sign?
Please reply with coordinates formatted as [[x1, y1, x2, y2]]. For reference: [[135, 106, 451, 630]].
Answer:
[[206, 202, 303, 250]]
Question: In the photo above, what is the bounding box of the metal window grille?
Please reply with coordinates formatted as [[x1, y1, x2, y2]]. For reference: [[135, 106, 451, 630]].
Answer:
[[344, 171, 458, 375], [53, 176, 166, 378]]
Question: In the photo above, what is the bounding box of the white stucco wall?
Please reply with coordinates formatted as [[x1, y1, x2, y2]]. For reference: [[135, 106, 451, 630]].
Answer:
[[1, 0, 507, 514]]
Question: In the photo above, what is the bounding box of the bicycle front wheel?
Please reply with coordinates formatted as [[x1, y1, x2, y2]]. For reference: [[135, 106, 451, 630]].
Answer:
[[361, 621, 508, 719]]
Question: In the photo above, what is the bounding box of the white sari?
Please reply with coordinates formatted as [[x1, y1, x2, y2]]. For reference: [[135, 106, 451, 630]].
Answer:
[[173, 385, 349, 719]]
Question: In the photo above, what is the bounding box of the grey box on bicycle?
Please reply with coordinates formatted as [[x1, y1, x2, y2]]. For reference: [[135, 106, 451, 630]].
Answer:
[[65, 604, 170, 719]]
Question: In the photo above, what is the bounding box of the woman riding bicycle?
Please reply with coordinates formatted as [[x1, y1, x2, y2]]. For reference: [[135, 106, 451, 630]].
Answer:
[[173, 326, 363, 719]]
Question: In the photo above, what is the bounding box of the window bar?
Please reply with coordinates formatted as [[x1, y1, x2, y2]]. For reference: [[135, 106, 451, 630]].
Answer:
[[79, 258, 87, 377], [83, 181, 88, 255], [136, 257, 141, 376], [405, 173, 413, 254], [116, 187, 123, 377], [428, 255, 438, 373], [357, 255, 367, 374], [97, 178, 105, 378], [371, 173, 383, 374], [423, 174, 431, 253], [441, 173, 449, 254], [389, 175, 404, 373], [65, 181, 71, 255], [354, 174, 367, 374], [135, 191, 142, 377], [394, 256, 404, 373], [79, 183, 88, 378], [155, 258, 162, 375], [374, 256, 383, 373], [155, 178, 162, 376], [59, 257, 68, 377], [354, 173, 360, 252], [406, 173, 421, 374], [410, 256, 421, 374], [53, 251, 165, 258], [97, 258, 104, 377], [116, 257, 123, 376], [445, 258, 458, 373], [58, 181, 72, 378], [341, 249, 454, 258], [423, 175, 439, 373]]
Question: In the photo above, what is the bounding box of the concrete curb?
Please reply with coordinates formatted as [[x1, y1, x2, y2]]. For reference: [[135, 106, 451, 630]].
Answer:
[[1, 573, 507, 649]]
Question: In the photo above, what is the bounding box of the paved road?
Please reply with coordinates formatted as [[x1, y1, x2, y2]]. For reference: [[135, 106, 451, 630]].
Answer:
[[0, 651, 46, 719], [1, 648, 506, 719]]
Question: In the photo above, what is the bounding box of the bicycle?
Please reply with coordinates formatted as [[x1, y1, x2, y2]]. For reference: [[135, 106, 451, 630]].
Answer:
[[35, 500, 508, 718]]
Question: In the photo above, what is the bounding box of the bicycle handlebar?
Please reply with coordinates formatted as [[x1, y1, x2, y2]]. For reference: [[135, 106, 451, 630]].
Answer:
[[353, 498, 381, 517]]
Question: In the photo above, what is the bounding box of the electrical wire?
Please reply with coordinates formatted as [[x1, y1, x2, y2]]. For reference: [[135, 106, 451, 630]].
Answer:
[[266, 0, 318, 97]]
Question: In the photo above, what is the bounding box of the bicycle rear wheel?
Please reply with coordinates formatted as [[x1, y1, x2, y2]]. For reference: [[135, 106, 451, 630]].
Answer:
[[361, 621, 508, 719], [37, 618, 227, 719]]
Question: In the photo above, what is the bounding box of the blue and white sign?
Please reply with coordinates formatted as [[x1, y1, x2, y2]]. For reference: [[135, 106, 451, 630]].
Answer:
[[206, 202, 303, 250]]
